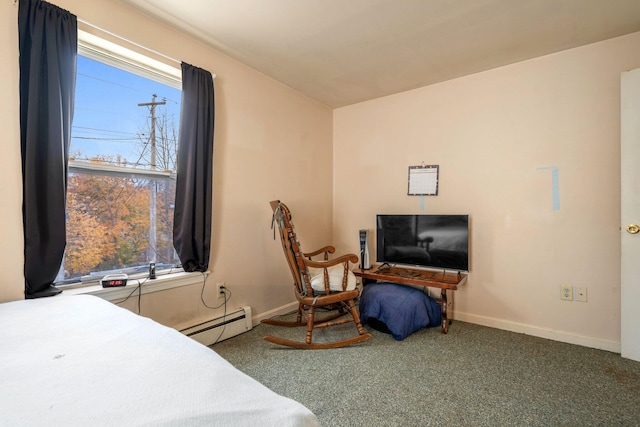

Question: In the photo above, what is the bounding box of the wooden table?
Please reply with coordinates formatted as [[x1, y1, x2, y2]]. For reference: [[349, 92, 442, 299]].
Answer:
[[353, 265, 467, 333]]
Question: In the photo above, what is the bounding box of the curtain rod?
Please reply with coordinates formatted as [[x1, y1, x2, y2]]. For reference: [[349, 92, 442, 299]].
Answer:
[[11, 1, 215, 79], [77, 17, 179, 65], [77, 17, 216, 79]]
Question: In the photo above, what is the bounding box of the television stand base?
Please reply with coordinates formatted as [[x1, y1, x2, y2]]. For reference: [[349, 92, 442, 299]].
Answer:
[[353, 265, 467, 334]]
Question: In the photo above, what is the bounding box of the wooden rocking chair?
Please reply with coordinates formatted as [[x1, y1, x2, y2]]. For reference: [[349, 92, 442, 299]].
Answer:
[[262, 200, 372, 349]]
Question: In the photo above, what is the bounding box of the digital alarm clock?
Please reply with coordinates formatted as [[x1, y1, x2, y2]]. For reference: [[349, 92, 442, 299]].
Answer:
[[101, 273, 128, 288]]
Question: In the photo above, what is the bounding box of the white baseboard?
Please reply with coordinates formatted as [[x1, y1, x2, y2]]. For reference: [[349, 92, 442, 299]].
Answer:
[[253, 301, 299, 325], [180, 306, 252, 345], [454, 311, 621, 353], [254, 303, 621, 353]]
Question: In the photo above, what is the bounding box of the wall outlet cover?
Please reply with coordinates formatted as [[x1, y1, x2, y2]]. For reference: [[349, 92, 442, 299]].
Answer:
[[576, 287, 588, 302], [560, 285, 573, 301]]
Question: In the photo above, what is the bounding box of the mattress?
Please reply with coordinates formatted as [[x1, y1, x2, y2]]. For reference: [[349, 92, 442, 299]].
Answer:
[[0, 295, 320, 426]]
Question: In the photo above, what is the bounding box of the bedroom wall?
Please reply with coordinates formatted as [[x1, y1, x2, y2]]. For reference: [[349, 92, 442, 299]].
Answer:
[[0, 0, 25, 303], [0, 0, 334, 326], [333, 32, 640, 351]]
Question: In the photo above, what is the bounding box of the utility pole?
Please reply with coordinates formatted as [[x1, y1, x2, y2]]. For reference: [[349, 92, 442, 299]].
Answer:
[[138, 94, 166, 263]]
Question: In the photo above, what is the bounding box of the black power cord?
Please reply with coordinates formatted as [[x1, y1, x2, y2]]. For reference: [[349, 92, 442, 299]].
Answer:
[[112, 265, 182, 313], [199, 272, 232, 345], [113, 276, 150, 314]]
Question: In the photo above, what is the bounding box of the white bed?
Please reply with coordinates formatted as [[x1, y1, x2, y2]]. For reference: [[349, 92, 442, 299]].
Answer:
[[0, 295, 320, 426]]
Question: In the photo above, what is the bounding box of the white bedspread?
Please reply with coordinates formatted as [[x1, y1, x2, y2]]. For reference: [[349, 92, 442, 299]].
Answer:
[[0, 295, 320, 426]]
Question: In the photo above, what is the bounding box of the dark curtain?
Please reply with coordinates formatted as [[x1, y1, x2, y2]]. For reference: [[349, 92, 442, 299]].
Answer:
[[173, 62, 214, 272], [19, 0, 77, 298]]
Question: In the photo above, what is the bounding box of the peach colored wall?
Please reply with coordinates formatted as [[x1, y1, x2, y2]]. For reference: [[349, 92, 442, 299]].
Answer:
[[333, 32, 640, 350], [0, 0, 333, 326], [0, 0, 25, 303]]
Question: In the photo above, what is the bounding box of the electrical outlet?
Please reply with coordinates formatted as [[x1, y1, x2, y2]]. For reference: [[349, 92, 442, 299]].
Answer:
[[560, 285, 573, 301], [575, 287, 588, 302], [216, 282, 225, 300]]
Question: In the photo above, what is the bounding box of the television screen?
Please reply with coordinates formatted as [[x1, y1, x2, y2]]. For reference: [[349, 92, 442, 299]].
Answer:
[[376, 214, 469, 271]]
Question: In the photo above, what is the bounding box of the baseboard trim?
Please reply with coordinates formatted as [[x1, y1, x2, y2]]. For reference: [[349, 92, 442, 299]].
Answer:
[[454, 311, 621, 353], [253, 301, 299, 325], [253, 304, 621, 353]]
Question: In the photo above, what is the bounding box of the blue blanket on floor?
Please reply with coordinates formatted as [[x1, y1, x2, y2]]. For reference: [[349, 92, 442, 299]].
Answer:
[[359, 282, 441, 340]]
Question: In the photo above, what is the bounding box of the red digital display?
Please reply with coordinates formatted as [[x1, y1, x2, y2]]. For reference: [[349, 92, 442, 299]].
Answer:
[[101, 277, 128, 288]]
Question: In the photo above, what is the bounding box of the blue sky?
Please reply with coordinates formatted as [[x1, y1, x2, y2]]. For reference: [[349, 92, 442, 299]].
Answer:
[[71, 56, 181, 167]]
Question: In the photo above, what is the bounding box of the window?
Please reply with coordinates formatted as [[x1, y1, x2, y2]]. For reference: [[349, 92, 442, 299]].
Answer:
[[58, 31, 182, 284]]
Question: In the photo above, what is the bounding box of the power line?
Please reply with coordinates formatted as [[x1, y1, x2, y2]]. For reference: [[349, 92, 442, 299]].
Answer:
[[77, 72, 151, 95], [72, 136, 141, 141], [73, 125, 139, 136], [77, 72, 181, 104]]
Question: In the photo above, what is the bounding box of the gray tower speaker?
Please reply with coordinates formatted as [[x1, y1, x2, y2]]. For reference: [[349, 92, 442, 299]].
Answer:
[[359, 229, 371, 270]]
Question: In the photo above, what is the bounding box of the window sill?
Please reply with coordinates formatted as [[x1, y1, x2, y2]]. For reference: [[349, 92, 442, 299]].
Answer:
[[62, 271, 207, 302]]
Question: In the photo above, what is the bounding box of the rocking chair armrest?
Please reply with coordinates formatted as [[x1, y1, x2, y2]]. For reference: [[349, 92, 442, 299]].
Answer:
[[302, 253, 359, 294], [303, 253, 359, 268], [303, 245, 336, 260]]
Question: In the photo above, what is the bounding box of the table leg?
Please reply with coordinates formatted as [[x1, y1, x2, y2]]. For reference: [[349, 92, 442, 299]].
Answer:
[[440, 289, 448, 334], [439, 289, 455, 334]]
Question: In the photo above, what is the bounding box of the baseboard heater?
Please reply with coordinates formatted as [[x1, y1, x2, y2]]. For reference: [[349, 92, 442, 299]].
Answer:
[[180, 306, 252, 346]]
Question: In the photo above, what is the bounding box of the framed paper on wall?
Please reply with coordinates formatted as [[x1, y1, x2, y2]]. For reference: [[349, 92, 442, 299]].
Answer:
[[407, 165, 439, 196]]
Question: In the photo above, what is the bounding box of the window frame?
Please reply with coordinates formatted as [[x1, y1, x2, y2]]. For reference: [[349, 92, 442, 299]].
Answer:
[[58, 29, 185, 289]]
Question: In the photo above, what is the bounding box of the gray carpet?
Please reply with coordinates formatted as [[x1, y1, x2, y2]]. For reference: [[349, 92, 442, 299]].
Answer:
[[212, 313, 640, 427]]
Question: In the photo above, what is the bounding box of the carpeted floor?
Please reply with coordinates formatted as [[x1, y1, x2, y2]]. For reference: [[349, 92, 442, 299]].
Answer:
[[212, 313, 640, 427]]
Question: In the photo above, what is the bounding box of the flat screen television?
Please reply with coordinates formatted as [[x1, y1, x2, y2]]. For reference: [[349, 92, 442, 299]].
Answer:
[[376, 214, 469, 271]]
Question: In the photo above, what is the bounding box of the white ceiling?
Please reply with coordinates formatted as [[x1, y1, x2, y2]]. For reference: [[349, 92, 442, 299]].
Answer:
[[120, 0, 640, 108]]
